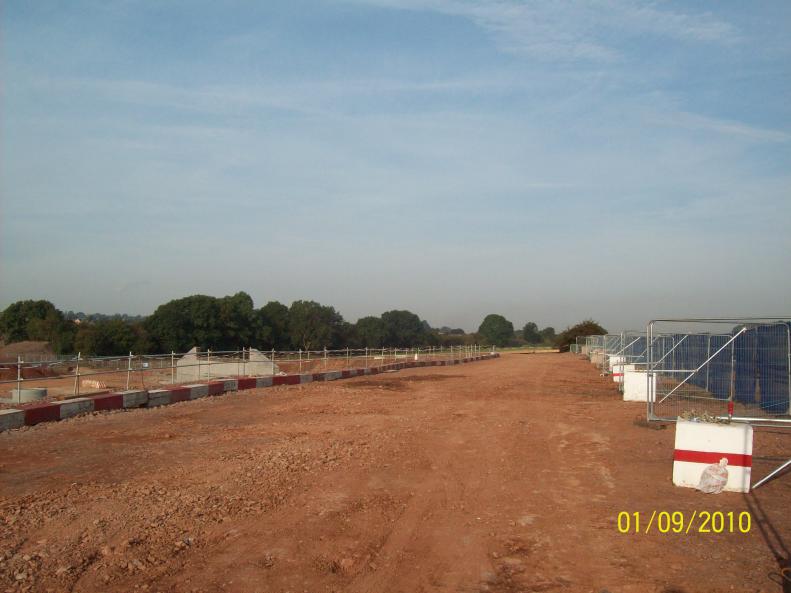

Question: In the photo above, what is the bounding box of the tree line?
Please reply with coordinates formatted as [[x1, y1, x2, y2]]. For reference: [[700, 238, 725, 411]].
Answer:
[[0, 296, 605, 356]]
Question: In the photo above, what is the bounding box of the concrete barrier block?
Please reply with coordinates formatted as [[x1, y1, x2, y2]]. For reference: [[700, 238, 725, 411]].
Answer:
[[623, 371, 655, 402], [120, 390, 148, 408], [59, 397, 94, 420], [184, 384, 209, 399], [24, 403, 61, 425], [299, 374, 313, 384], [90, 392, 124, 411], [0, 409, 25, 431], [169, 387, 191, 403], [673, 419, 753, 493], [273, 375, 300, 386], [325, 371, 342, 381], [256, 376, 273, 388], [146, 389, 172, 407], [223, 379, 238, 392], [237, 377, 257, 390], [207, 382, 225, 395]]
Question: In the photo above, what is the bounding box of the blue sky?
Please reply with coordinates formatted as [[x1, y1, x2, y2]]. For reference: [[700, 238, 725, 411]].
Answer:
[[2, 1, 789, 332]]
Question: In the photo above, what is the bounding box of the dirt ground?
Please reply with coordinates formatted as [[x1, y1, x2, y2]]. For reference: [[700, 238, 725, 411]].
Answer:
[[1, 353, 789, 593]]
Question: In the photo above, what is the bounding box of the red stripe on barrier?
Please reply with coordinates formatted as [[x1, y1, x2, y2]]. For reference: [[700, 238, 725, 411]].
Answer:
[[170, 387, 191, 403], [24, 403, 61, 425], [341, 370, 352, 378], [90, 393, 124, 411], [612, 373, 624, 377], [237, 377, 257, 390], [673, 449, 752, 468], [273, 375, 300, 386]]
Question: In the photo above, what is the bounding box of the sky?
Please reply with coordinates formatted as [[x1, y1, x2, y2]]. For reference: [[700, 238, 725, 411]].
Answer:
[[1, 0, 790, 332]]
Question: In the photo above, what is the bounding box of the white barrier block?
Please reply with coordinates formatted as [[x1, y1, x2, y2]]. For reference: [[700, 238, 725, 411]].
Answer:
[[325, 371, 342, 381], [184, 384, 209, 399], [222, 379, 238, 392], [255, 376, 273, 388], [146, 389, 172, 407], [299, 374, 313, 384], [0, 409, 25, 431], [612, 363, 635, 383], [121, 389, 148, 408], [608, 355, 624, 371], [673, 419, 753, 493], [623, 371, 654, 402], [59, 397, 94, 419]]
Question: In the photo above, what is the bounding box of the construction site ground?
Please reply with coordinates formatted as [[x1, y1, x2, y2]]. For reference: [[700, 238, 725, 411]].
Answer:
[[1, 352, 789, 593]]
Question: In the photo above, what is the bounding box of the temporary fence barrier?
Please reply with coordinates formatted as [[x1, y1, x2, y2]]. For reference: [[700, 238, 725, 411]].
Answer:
[[647, 318, 791, 425]]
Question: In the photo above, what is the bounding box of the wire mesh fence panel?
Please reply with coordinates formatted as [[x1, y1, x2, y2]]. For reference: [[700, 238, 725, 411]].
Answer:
[[647, 319, 791, 425], [0, 345, 495, 405]]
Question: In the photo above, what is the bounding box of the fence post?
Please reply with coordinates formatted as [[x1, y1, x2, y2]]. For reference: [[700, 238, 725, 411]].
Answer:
[[126, 351, 132, 390], [171, 351, 175, 384], [299, 349, 303, 374], [207, 349, 212, 382], [346, 346, 350, 368], [365, 347, 368, 369], [16, 355, 22, 404], [74, 352, 81, 397], [324, 347, 327, 370]]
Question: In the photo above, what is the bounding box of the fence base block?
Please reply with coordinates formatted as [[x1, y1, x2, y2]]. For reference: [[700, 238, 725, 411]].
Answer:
[[672, 419, 753, 493], [623, 370, 654, 401]]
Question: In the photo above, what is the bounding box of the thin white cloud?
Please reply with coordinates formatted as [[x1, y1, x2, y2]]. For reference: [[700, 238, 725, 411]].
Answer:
[[349, 0, 738, 60], [652, 111, 790, 143]]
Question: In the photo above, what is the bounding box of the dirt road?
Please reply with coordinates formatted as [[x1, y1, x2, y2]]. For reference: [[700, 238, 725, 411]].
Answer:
[[1, 353, 789, 593]]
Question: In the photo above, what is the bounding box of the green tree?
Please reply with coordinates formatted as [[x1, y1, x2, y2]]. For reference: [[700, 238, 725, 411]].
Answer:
[[555, 319, 607, 352], [0, 299, 75, 353], [478, 314, 514, 347], [217, 292, 257, 350], [145, 294, 224, 352], [257, 301, 289, 348], [288, 300, 344, 351], [0, 300, 60, 342], [522, 322, 542, 344], [381, 310, 427, 346], [539, 326, 556, 343], [74, 319, 139, 356], [354, 316, 387, 348]]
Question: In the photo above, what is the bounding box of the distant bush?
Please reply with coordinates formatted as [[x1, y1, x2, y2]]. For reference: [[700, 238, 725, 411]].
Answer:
[[555, 320, 607, 352]]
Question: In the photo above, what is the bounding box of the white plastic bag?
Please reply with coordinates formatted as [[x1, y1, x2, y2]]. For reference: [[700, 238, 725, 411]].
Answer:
[[697, 458, 729, 494]]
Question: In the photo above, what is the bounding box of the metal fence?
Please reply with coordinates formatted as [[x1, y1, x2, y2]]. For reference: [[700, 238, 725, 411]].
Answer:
[[0, 345, 492, 405], [647, 318, 791, 425]]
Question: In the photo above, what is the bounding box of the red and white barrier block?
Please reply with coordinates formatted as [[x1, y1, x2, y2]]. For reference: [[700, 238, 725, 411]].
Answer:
[[612, 363, 635, 383], [0, 353, 500, 432], [672, 419, 753, 493]]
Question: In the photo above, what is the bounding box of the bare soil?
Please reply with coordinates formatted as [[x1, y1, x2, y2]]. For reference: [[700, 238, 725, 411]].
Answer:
[[0, 353, 789, 593]]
